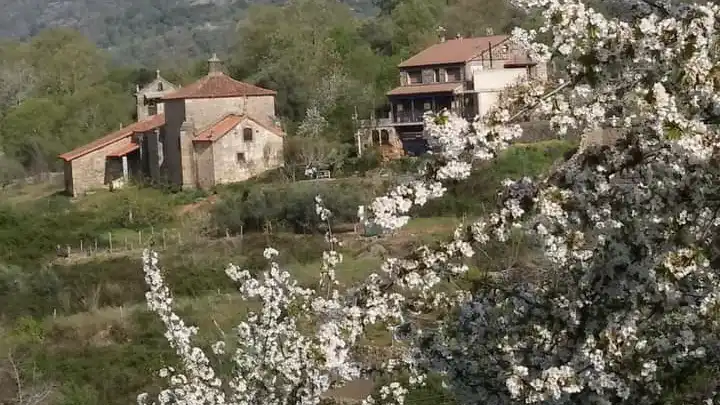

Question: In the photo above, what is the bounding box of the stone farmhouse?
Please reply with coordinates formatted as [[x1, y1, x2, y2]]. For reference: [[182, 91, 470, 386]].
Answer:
[[356, 34, 547, 159], [59, 55, 285, 197]]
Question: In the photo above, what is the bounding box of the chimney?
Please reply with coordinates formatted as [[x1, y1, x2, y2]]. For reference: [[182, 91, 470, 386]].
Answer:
[[437, 26, 446, 43], [156, 69, 161, 79], [208, 53, 223, 75]]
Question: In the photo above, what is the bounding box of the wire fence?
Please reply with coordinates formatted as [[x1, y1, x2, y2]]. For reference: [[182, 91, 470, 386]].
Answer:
[[54, 225, 250, 261], [53, 221, 372, 262]]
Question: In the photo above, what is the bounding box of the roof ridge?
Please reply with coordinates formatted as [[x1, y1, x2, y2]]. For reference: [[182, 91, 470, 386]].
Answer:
[[59, 113, 165, 161], [162, 72, 276, 100], [398, 35, 510, 68]]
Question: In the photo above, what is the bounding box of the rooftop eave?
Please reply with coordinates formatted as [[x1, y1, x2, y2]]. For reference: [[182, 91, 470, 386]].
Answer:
[[397, 60, 468, 69], [504, 61, 538, 68], [162, 92, 277, 101]]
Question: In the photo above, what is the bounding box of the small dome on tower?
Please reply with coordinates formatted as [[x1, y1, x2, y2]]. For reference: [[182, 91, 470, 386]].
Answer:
[[208, 53, 223, 75]]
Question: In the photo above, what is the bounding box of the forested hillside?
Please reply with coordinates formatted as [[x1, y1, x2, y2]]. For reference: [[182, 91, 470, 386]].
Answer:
[[0, 0, 378, 64], [0, 0, 526, 183]]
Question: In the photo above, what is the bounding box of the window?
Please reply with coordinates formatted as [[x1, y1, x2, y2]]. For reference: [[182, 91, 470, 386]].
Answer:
[[423, 102, 432, 111], [157, 82, 164, 91], [407, 70, 422, 84], [371, 130, 380, 145], [435, 68, 442, 83], [243, 127, 253, 141], [380, 130, 390, 145], [446, 67, 462, 82], [236, 152, 246, 163], [147, 101, 157, 116]]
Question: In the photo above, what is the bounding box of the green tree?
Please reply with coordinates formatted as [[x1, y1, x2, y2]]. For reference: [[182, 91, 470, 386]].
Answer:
[[26, 28, 109, 96], [0, 98, 67, 171], [0, 28, 136, 172], [232, 0, 388, 126], [440, 0, 525, 38], [389, 0, 446, 57]]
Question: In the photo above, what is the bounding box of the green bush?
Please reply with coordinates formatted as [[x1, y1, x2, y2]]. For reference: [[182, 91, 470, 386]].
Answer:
[[0, 187, 182, 265], [0, 231, 331, 320], [417, 140, 575, 218], [342, 149, 383, 175], [212, 178, 385, 234], [0, 263, 62, 320]]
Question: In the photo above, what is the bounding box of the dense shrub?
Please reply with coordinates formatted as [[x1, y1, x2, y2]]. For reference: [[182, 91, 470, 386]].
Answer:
[[416, 140, 575, 218], [212, 178, 386, 234], [0, 187, 182, 265], [341, 149, 383, 175], [0, 231, 329, 320]]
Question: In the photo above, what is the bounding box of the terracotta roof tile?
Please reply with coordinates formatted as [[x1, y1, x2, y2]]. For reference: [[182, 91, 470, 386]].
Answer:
[[106, 143, 140, 158], [193, 114, 285, 143], [59, 114, 165, 161], [387, 82, 462, 96], [193, 114, 244, 142], [162, 72, 276, 100], [398, 35, 509, 68]]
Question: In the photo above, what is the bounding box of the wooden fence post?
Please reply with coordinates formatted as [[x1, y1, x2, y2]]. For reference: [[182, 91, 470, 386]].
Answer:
[[108, 232, 113, 252], [80, 240, 83, 252], [139, 230, 143, 246]]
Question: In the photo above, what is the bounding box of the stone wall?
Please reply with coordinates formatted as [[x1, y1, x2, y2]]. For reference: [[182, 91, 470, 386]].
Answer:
[[66, 136, 135, 196], [194, 142, 215, 190], [358, 126, 404, 161], [63, 161, 73, 195], [209, 118, 284, 186], [136, 77, 178, 121], [185, 96, 276, 131], [162, 100, 186, 186], [180, 122, 196, 189]]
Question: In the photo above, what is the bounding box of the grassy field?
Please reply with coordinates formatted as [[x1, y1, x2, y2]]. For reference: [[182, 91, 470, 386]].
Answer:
[[0, 140, 575, 405]]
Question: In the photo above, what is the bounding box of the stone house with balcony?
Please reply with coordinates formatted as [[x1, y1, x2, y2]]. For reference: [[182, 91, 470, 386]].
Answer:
[[59, 55, 285, 197], [357, 34, 546, 157]]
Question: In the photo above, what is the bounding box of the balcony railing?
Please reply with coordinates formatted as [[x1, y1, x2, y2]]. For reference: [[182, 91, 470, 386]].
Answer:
[[394, 110, 426, 124]]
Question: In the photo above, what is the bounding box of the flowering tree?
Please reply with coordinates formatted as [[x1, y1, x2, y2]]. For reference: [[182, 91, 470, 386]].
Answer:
[[139, 0, 720, 404]]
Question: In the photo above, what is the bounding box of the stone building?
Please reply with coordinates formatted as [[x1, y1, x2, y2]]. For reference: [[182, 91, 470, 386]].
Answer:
[[59, 55, 284, 196], [354, 114, 405, 162], [357, 33, 547, 157]]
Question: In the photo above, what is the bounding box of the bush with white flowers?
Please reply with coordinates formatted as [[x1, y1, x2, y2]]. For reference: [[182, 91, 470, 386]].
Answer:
[[138, 0, 720, 404]]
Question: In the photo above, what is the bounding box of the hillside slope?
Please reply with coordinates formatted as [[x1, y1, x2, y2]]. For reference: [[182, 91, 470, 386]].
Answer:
[[0, 0, 376, 64]]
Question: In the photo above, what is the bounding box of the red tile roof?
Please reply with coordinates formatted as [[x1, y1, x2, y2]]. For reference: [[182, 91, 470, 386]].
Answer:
[[193, 113, 285, 143], [387, 82, 462, 96], [162, 72, 276, 100], [398, 35, 509, 68], [106, 143, 140, 158], [194, 114, 244, 142], [59, 114, 165, 161]]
